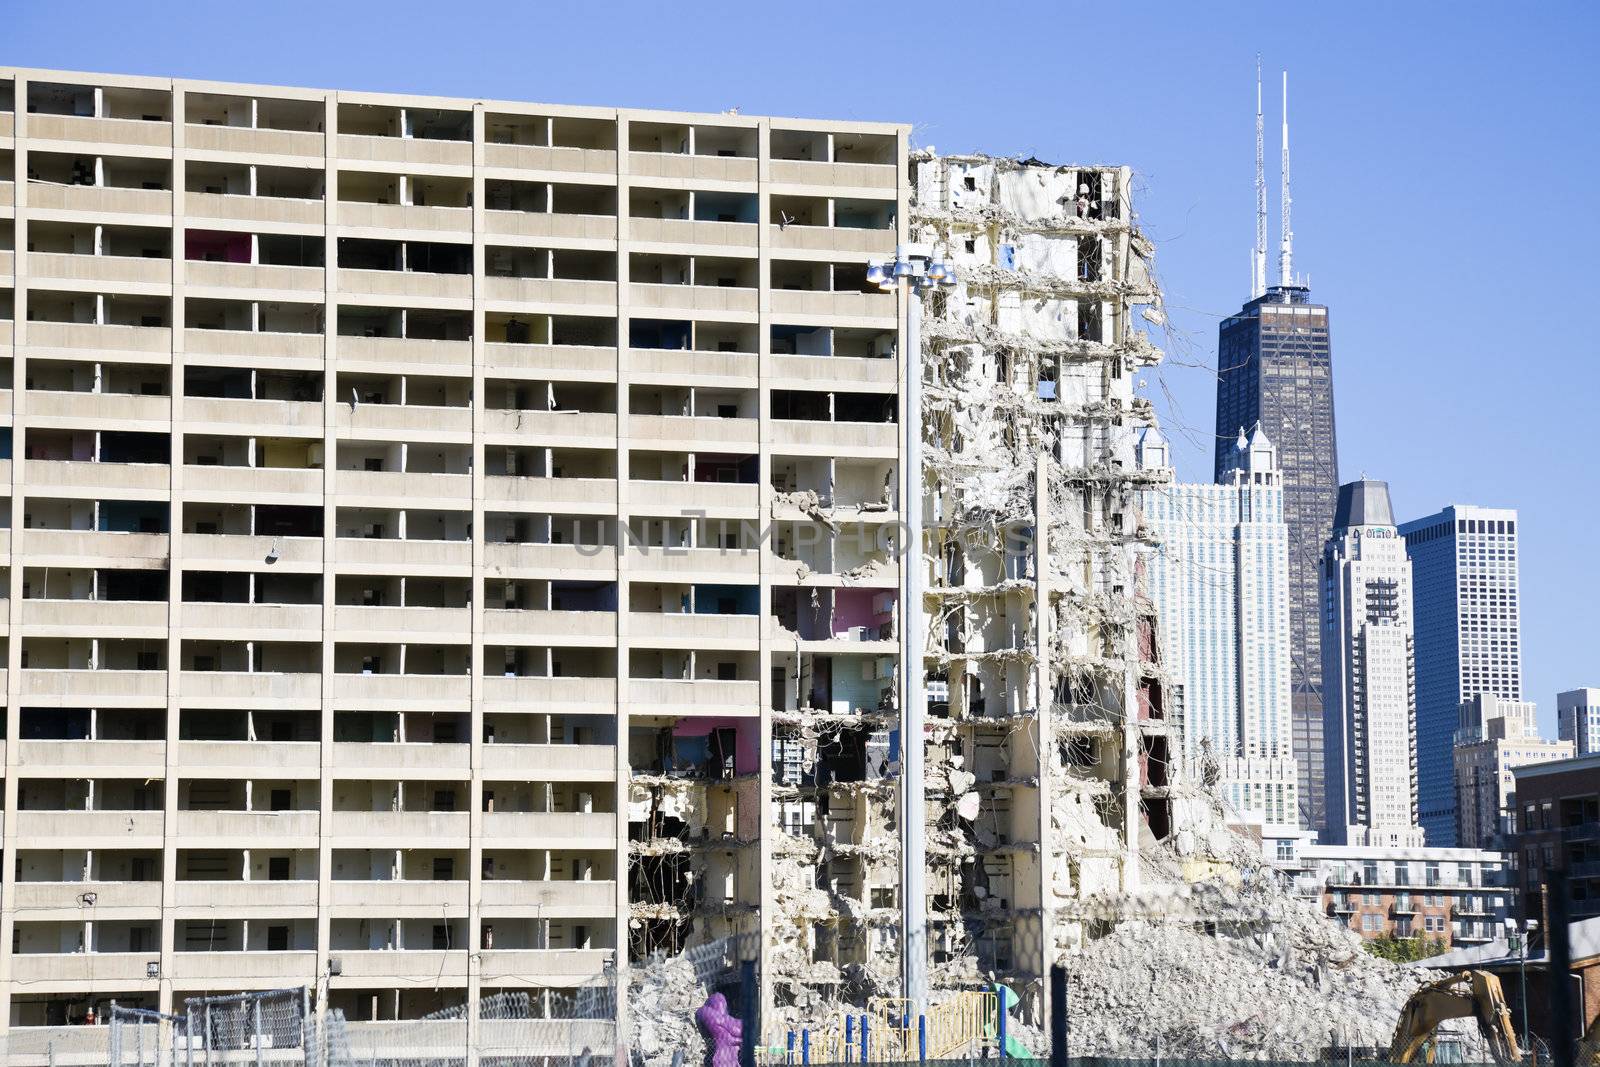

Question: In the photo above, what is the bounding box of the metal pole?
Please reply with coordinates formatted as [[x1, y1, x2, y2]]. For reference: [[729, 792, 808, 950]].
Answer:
[[738, 959, 757, 1067], [996, 985, 1008, 1061], [860, 1014, 869, 1065], [1549, 870, 1576, 1067], [801, 1029, 809, 1066], [253, 999, 263, 1067], [1518, 928, 1530, 1059], [900, 276, 927, 1010], [845, 1016, 854, 1064], [1049, 968, 1066, 1067]]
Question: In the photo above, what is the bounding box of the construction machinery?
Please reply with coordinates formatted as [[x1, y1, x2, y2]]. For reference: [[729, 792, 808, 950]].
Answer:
[[1389, 970, 1522, 1064]]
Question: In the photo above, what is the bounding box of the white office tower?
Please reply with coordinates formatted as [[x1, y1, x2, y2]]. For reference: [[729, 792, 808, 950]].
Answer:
[[1559, 688, 1600, 754], [1139, 424, 1299, 824], [1322, 480, 1425, 847]]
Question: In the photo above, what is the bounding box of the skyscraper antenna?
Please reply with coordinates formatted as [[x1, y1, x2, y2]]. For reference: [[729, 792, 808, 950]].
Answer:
[[1253, 55, 1266, 298], [1279, 70, 1294, 287]]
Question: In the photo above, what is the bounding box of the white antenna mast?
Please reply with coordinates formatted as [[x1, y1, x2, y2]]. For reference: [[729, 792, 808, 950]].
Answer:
[[1252, 56, 1266, 298], [1278, 69, 1294, 287]]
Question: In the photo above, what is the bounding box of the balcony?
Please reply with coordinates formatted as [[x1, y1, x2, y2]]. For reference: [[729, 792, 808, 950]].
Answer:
[[481, 811, 616, 845], [330, 949, 469, 981], [334, 537, 473, 573], [331, 742, 471, 775], [479, 743, 615, 778], [628, 348, 757, 387], [331, 605, 471, 641], [19, 529, 168, 565], [177, 671, 321, 706], [186, 327, 325, 365], [28, 112, 171, 147], [482, 609, 616, 643], [27, 389, 172, 427], [338, 267, 472, 304], [185, 123, 324, 159], [768, 224, 895, 255], [339, 335, 472, 374], [335, 401, 472, 439], [180, 601, 323, 639], [627, 480, 757, 515], [9, 952, 159, 988], [26, 251, 171, 290], [334, 469, 472, 508], [175, 740, 320, 776], [17, 739, 164, 774], [769, 290, 896, 320], [21, 668, 166, 704], [477, 949, 613, 985], [629, 414, 757, 451], [337, 134, 471, 167], [485, 476, 618, 513], [482, 143, 617, 175], [629, 282, 756, 317], [336, 200, 471, 235], [330, 810, 471, 842], [483, 210, 616, 242], [768, 419, 897, 454], [167, 951, 318, 986], [772, 354, 897, 390], [186, 190, 324, 228], [184, 533, 322, 570], [628, 678, 760, 714], [23, 459, 170, 497], [26, 181, 173, 219], [480, 675, 614, 714], [170, 880, 319, 912], [479, 879, 616, 915], [176, 810, 321, 843], [19, 598, 165, 637], [480, 409, 615, 444], [328, 879, 468, 912], [331, 673, 471, 708], [12, 880, 163, 916], [627, 612, 758, 646], [183, 395, 324, 433], [483, 542, 617, 576], [623, 545, 760, 581], [628, 217, 755, 249], [483, 342, 617, 381], [186, 259, 324, 297], [627, 152, 756, 184], [184, 464, 323, 501], [481, 276, 616, 308], [25, 320, 172, 356], [769, 159, 897, 191], [13, 810, 164, 847]]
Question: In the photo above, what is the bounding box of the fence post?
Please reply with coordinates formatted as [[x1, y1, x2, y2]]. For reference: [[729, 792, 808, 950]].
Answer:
[[254, 998, 264, 1067], [786, 1031, 794, 1065], [1049, 966, 1067, 1067], [1549, 868, 1577, 1067], [917, 1015, 926, 1062], [996, 985, 1008, 1061], [859, 1015, 868, 1065], [846, 1016, 855, 1063], [185, 1004, 195, 1067], [738, 958, 757, 1067], [801, 1029, 810, 1066]]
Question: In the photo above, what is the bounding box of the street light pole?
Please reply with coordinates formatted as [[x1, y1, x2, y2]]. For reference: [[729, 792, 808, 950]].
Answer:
[[869, 247, 955, 1012]]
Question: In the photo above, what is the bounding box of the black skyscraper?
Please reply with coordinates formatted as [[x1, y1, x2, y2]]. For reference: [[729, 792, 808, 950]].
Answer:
[[1215, 283, 1339, 831]]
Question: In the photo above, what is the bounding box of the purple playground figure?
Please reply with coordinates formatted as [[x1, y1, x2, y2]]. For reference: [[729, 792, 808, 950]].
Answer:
[[695, 992, 743, 1067]]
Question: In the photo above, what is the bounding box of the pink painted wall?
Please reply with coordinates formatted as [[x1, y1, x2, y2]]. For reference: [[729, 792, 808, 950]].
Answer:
[[671, 716, 758, 776], [832, 588, 893, 637], [186, 229, 251, 263]]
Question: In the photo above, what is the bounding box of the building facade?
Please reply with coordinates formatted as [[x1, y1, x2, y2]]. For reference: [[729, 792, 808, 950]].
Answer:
[[1214, 285, 1338, 833], [1321, 480, 1424, 848], [1453, 694, 1572, 848], [0, 66, 915, 1029], [1559, 688, 1600, 755], [1139, 424, 1298, 824], [1399, 505, 1523, 846], [1511, 753, 1600, 926]]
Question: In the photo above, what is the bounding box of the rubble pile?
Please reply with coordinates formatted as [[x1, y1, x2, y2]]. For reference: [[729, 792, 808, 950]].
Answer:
[[629, 951, 710, 1067]]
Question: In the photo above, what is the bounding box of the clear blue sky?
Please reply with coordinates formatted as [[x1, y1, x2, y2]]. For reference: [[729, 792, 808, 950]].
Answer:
[[11, 0, 1597, 732]]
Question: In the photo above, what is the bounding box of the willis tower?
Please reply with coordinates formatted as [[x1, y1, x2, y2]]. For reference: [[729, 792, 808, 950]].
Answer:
[[1214, 68, 1339, 832]]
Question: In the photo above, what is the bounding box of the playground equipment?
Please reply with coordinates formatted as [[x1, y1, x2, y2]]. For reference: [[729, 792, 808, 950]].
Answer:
[[764, 984, 1039, 1063]]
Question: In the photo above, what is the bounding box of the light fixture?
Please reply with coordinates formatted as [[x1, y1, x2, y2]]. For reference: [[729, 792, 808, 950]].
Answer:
[[893, 260, 914, 279], [865, 261, 887, 286]]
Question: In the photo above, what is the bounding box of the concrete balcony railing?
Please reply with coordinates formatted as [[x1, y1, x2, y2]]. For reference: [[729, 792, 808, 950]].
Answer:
[[769, 159, 898, 191], [12, 810, 164, 845], [330, 810, 471, 842], [335, 401, 473, 438], [623, 544, 760, 580], [26, 389, 172, 426], [627, 480, 758, 514], [482, 210, 616, 242], [338, 267, 472, 303], [483, 475, 618, 512], [182, 533, 322, 569], [335, 200, 472, 234], [19, 529, 169, 564], [627, 348, 757, 385], [175, 740, 321, 776], [627, 612, 759, 645], [768, 419, 897, 452], [185, 191, 325, 228], [483, 542, 617, 576], [337, 133, 472, 167], [480, 675, 615, 713], [627, 152, 757, 184], [772, 353, 898, 389], [331, 605, 472, 640], [24, 320, 172, 355], [26, 251, 172, 289], [331, 673, 472, 707], [185, 259, 325, 295], [27, 113, 172, 148], [768, 223, 895, 255], [170, 880, 320, 911], [334, 536, 473, 572], [628, 414, 757, 450], [330, 949, 470, 981], [482, 608, 616, 642], [328, 879, 468, 911], [16, 739, 165, 773], [184, 122, 324, 159], [180, 601, 323, 638], [9, 952, 160, 987], [479, 743, 616, 778], [26, 180, 172, 218], [186, 327, 325, 364], [168, 951, 319, 985], [478, 879, 617, 914], [177, 671, 322, 706], [483, 342, 617, 379], [628, 677, 760, 713], [331, 742, 472, 774], [481, 811, 616, 845], [184, 464, 323, 500], [769, 289, 896, 320], [480, 409, 616, 442], [21, 669, 166, 703], [338, 335, 472, 373], [334, 469, 472, 507], [477, 949, 613, 984], [183, 395, 324, 433], [12, 880, 163, 914], [629, 282, 756, 316], [481, 276, 616, 307], [176, 810, 321, 842], [19, 598, 166, 634], [482, 143, 617, 175], [0, 180, 11, 210], [627, 217, 756, 249], [22, 459, 170, 496]]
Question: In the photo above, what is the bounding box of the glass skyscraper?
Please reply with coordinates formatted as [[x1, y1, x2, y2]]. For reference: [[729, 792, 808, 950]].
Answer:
[[1215, 284, 1338, 831]]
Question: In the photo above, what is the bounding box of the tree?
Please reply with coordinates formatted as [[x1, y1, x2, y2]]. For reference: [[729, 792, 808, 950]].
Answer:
[[1363, 933, 1449, 963]]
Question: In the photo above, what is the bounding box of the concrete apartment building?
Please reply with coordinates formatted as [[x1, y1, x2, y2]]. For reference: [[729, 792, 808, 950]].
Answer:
[[1452, 694, 1571, 849], [1399, 505, 1523, 846], [1139, 423, 1299, 825], [1560, 687, 1600, 755], [0, 65, 1179, 1037], [0, 66, 915, 1028]]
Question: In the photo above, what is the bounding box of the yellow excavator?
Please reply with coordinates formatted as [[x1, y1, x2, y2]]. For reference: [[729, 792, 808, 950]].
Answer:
[[1389, 970, 1522, 1064]]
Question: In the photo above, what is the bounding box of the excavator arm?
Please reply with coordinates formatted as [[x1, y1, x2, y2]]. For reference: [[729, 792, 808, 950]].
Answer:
[[1389, 970, 1521, 1065]]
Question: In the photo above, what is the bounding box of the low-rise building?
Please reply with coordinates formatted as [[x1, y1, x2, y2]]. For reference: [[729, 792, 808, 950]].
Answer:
[[1512, 752, 1600, 925], [1454, 694, 1573, 848]]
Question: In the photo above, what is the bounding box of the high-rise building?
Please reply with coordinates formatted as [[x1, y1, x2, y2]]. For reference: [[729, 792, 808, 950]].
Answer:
[[1215, 72, 1339, 831], [1559, 687, 1600, 754], [1321, 480, 1424, 848], [1139, 424, 1298, 824], [1452, 694, 1572, 848], [1398, 505, 1523, 845]]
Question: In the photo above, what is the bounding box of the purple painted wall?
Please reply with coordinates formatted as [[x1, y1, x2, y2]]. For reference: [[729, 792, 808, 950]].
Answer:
[[832, 587, 893, 637], [186, 229, 251, 263], [671, 716, 758, 775]]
